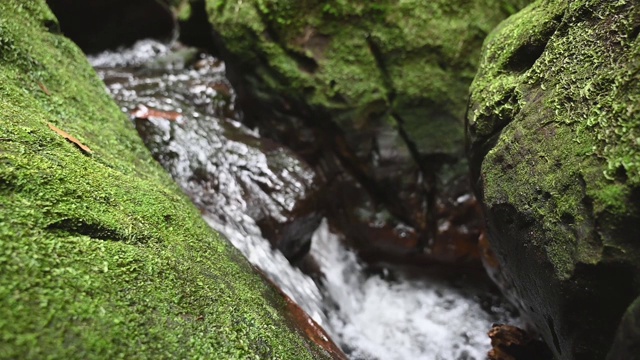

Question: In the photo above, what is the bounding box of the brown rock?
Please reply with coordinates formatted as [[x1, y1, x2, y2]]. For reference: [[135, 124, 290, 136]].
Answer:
[[488, 324, 552, 360]]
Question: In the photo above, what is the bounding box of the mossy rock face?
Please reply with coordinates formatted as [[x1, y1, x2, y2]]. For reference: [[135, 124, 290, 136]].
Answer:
[[467, 0, 640, 358], [203, 0, 530, 265], [205, 0, 530, 157], [0, 1, 334, 358]]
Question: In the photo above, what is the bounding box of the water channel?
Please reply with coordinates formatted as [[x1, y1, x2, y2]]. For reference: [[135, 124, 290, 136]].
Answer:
[[90, 40, 517, 360]]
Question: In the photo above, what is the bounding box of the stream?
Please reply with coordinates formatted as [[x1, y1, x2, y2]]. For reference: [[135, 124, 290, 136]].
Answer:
[[90, 40, 517, 360]]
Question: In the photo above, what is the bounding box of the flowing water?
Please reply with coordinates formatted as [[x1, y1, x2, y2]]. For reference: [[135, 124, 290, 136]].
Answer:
[[90, 40, 517, 360]]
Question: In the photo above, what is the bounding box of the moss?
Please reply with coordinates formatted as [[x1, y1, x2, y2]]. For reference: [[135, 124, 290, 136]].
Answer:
[[470, 0, 640, 270], [176, 1, 193, 21], [469, 0, 640, 357], [0, 1, 330, 359], [206, 0, 532, 157]]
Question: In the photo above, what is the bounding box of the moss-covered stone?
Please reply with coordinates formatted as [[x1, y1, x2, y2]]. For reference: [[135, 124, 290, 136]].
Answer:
[[201, 0, 531, 266], [0, 1, 332, 358], [467, 0, 640, 359], [205, 0, 530, 157]]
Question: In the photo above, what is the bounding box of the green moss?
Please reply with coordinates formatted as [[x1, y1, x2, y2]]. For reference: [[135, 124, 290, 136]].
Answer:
[[176, 1, 193, 21], [0, 1, 330, 358], [467, 1, 640, 357], [470, 0, 640, 277], [206, 0, 532, 157]]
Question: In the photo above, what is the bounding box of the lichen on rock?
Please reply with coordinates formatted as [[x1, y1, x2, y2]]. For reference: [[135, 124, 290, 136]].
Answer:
[[468, 0, 640, 358], [0, 1, 334, 358]]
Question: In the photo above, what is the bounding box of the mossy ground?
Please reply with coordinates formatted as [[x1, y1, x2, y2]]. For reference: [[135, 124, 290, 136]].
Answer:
[[205, 0, 531, 156], [0, 1, 329, 358]]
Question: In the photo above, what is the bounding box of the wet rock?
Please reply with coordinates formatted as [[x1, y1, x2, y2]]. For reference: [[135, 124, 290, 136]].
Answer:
[[203, 0, 532, 267], [93, 49, 323, 264], [46, 0, 176, 53], [468, 1, 640, 358], [324, 171, 484, 268], [133, 115, 323, 263]]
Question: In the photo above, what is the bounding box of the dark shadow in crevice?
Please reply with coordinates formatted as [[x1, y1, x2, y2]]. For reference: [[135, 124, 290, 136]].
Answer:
[[504, 13, 564, 73], [47, 218, 125, 242], [178, 0, 218, 53], [392, 112, 439, 250], [466, 91, 521, 199], [365, 34, 441, 249], [365, 34, 395, 101], [43, 19, 61, 35], [546, 316, 562, 355], [46, 0, 175, 54], [505, 40, 548, 73], [288, 50, 319, 74]]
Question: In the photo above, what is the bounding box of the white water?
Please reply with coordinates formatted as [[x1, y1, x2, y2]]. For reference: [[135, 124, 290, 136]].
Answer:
[[91, 40, 517, 360], [312, 220, 513, 360], [203, 215, 329, 327]]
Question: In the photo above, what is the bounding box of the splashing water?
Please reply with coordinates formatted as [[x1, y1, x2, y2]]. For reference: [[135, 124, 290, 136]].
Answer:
[[311, 220, 517, 360], [90, 40, 517, 360]]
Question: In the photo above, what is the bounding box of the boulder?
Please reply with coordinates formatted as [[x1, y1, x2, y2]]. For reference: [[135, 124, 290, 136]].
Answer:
[[0, 1, 337, 358], [203, 0, 531, 266], [467, 0, 640, 358]]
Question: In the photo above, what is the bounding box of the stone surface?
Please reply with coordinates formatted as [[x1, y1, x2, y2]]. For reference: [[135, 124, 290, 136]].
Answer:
[[0, 1, 334, 358], [92, 46, 323, 264], [203, 0, 531, 266], [467, 0, 640, 359], [133, 113, 323, 263]]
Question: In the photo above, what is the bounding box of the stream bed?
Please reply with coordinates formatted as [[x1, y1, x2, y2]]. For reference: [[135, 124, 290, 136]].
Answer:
[[90, 40, 517, 360]]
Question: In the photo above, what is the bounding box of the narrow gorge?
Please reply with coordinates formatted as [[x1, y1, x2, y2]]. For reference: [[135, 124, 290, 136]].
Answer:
[[1, 0, 638, 359]]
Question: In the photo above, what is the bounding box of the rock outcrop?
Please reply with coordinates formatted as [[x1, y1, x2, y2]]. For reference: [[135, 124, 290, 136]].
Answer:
[[203, 0, 531, 266], [467, 0, 640, 358], [0, 1, 337, 358]]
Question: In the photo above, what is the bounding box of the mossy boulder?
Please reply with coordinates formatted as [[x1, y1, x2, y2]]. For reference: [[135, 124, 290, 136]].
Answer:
[[205, 0, 529, 157], [467, 0, 640, 358], [0, 1, 336, 358], [203, 0, 531, 265]]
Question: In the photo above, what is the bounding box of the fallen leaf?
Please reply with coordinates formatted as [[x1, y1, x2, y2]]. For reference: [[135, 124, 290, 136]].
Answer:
[[38, 81, 51, 96], [47, 123, 93, 154], [131, 104, 183, 122]]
